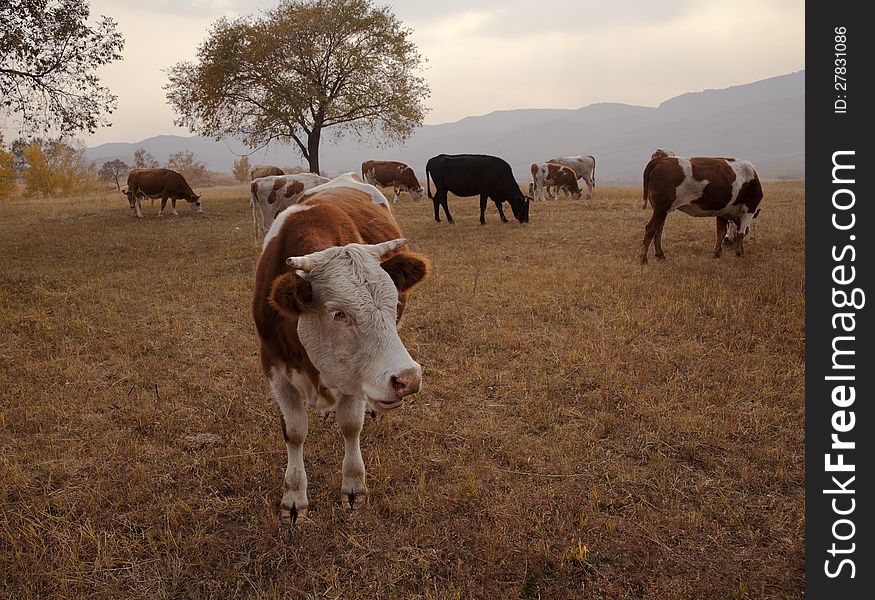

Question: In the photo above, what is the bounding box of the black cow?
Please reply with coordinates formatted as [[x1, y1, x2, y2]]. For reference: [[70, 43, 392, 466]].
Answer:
[[425, 154, 531, 224]]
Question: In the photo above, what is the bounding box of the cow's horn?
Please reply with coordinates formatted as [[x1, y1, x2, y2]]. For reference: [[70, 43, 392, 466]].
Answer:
[[368, 238, 407, 258], [285, 248, 333, 272]]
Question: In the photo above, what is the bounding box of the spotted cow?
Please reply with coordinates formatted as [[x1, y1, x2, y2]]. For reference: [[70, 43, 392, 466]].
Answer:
[[250, 173, 330, 238], [640, 152, 763, 263], [530, 162, 582, 201], [545, 155, 597, 199]]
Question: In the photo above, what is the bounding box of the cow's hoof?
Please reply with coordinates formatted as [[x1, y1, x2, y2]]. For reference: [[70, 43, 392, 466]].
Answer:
[[640, 256, 648, 265], [736, 252, 745, 258], [480, 221, 486, 226], [713, 252, 722, 259], [342, 488, 367, 511], [280, 502, 309, 525], [655, 254, 666, 261]]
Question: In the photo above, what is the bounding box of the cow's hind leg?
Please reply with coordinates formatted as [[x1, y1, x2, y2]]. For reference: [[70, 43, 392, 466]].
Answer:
[[713, 217, 729, 258], [641, 209, 668, 264], [336, 394, 368, 510], [654, 215, 669, 260], [270, 370, 309, 524], [583, 176, 594, 199], [436, 189, 454, 224]]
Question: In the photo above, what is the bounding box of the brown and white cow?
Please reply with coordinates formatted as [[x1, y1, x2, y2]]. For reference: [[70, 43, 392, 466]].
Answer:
[[124, 168, 202, 218], [640, 153, 763, 263], [253, 188, 431, 523], [361, 160, 423, 204], [530, 162, 582, 201], [546, 155, 597, 199], [250, 165, 284, 180], [250, 173, 330, 238]]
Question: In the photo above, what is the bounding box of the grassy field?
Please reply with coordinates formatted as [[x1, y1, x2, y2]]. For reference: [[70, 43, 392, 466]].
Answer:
[[0, 181, 804, 599]]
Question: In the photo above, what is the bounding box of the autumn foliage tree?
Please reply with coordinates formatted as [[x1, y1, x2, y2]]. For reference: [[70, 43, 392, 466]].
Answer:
[[165, 150, 209, 187], [133, 147, 159, 169], [0, 136, 16, 200], [0, 0, 124, 136], [232, 156, 251, 182], [165, 0, 429, 173], [20, 140, 99, 197]]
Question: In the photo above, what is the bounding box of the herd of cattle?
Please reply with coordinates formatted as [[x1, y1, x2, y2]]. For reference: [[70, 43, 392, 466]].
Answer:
[[117, 149, 764, 522], [121, 150, 763, 263]]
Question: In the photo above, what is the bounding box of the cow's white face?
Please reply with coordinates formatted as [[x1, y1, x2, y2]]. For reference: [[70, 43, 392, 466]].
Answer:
[[723, 208, 761, 245], [271, 240, 430, 410], [188, 195, 203, 214], [410, 188, 423, 202]]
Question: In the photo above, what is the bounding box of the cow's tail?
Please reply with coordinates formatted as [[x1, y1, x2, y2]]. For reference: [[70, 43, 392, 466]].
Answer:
[[589, 155, 596, 188], [250, 181, 262, 243], [426, 164, 433, 199], [642, 162, 652, 209]]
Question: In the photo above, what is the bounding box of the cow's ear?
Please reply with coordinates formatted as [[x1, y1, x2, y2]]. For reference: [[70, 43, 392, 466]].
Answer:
[[269, 272, 313, 316], [381, 252, 431, 293]]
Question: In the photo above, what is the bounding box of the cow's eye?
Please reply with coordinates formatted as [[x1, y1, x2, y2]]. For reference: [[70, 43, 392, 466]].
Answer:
[[331, 310, 347, 322]]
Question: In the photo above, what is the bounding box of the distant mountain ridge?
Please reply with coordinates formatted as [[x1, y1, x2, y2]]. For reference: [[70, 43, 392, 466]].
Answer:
[[86, 70, 804, 184]]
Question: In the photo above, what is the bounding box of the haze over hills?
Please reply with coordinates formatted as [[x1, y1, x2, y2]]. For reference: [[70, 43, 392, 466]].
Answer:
[[86, 70, 804, 184]]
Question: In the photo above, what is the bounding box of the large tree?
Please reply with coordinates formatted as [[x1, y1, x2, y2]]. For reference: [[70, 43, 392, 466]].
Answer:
[[0, 0, 124, 136], [165, 0, 429, 174]]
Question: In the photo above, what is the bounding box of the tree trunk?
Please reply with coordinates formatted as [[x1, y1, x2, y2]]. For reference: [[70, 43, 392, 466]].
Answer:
[[307, 127, 321, 174]]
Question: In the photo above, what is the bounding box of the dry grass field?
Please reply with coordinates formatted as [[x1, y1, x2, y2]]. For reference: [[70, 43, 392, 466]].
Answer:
[[0, 180, 804, 599]]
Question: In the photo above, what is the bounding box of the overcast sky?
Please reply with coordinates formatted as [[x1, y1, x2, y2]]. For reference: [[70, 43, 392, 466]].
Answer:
[[80, 0, 803, 145]]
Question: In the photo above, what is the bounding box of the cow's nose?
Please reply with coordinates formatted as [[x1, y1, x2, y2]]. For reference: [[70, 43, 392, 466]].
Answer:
[[390, 365, 421, 398]]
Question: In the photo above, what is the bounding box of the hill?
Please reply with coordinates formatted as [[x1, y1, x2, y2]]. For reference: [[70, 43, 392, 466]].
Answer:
[[86, 70, 804, 183]]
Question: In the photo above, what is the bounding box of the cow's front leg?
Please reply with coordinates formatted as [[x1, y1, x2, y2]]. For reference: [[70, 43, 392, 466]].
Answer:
[[171, 198, 178, 216], [713, 217, 729, 258], [479, 193, 489, 225], [159, 198, 167, 217], [392, 186, 400, 204], [270, 370, 309, 523], [134, 198, 144, 219], [495, 200, 509, 223], [336, 393, 367, 509], [734, 232, 746, 257]]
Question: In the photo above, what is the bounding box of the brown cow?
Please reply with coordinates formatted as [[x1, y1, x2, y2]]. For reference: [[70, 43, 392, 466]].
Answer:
[[361, 160, 423, 203], [124, 168, 202, 218], [253, 188, 430, 523], [530, 162, 582, 201], [640, 153, 763, 263], [250, 165, 284, 180]]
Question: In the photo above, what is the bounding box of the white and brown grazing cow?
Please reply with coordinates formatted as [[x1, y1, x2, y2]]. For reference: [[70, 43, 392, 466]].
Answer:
[[361, 160, 423, 204], [546, 155, 597, 199], [530, 162, 582, 201], [253, 188, 431, 523], [124, 168, 202, 218], [640, 152, 763, 263], [250, 173, 330, 238], [250, 165, 284, 180]]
